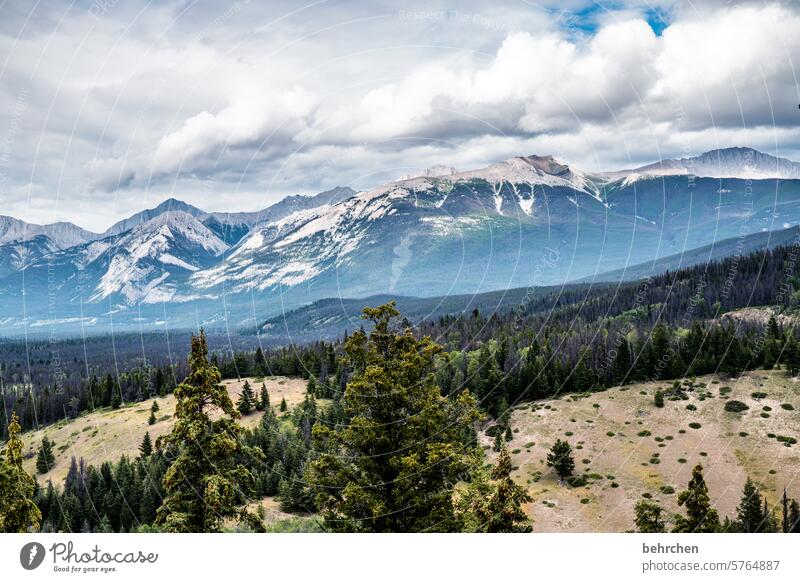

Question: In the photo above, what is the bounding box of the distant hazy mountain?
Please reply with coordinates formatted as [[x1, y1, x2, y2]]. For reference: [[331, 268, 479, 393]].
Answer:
[[607, 147, 800, 180], [0, 215, 97, 248], [1, 148, 799, 335]]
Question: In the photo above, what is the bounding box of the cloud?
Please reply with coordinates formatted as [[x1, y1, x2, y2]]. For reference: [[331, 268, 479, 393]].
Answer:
[[1, 0, 799, 231]]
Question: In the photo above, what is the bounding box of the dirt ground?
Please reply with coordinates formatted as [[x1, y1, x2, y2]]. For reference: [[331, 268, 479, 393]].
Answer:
[[482, 369, 800, 532], [21, 376, 309, 485]]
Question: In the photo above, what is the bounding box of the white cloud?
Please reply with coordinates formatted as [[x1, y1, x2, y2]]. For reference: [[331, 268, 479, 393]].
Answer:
[[1, 0, 799, 231]]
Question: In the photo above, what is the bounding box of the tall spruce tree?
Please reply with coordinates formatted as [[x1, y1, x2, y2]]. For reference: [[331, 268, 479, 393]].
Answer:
[[36, 436, 56, 474], [482, 445, 532, 532], [307, 302, 482, 532], [139, 432, 153, 458], [0, 413, 42, 532], [237, 380, 255, 415], [736, 478, 769, 532], [547, 439, 575, 482], [789, 499, 800, 533], [672, 464, 720, 532], [156, 330, 265, 532], [258, 383, 270, 411]]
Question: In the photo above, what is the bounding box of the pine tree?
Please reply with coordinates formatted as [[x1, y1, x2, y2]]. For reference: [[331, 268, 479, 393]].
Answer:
[[493, 432, 503, 452], [255, 383, 268, 411], [634, 499, 666, 532], [736, 478, 769, 532], [0, 413, 42, 532], [504, 425, 513, 442], [307, 302, 482, 532], [237, 380, 255, 415], [782, 488, 790, 533], [111, 387, 122, 410], [484, 445, 532, 532], [546, 439, 575, 482], [148, 410, 157, 425], [151, 400, 160, 413], [612, 336, 632, 385], [785, 334, 800, 377], [789, 499, 800, 533], [279, 397, 287, 412], [156, 330, 265, 532], [36, 436, 56, 474], [139, 432, 153, 458], [672, 464, 720, 532], [654, 389, 664, 408]]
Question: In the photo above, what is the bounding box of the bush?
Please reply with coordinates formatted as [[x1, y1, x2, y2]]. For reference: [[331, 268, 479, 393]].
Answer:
[[724, 400, 749, 413], [686, 404, 697, 411], [739, 432, 749, 437], [760, 412, 770, 418], [751, 391, 768, 399], [567, 475, 588, 487], [610, 481, 619, 488], [689, 422, 702, 429], [637, 430, 652, 437], [580, 498, 590, 504], [781, 403, 795, 411], [660, 485, 675, 494]]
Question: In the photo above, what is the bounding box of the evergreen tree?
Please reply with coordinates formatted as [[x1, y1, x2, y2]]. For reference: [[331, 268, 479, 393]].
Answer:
[[736, 478, 769, 532], [139, 432, 153, 458], [612, 336, 632, 385], [237, 380, 255, 415], [782, 488, 789, 533], [157, 330, 265, 532], [654, 389, 664, 408], [785, 334, 800, 377], [151, 400, 160, 413], [36, 435, 56, 474], [634, 500, 666, 532], [672, 465, 720, 532], [789, 499, 800, 533], [259, 383, 270, 411], [111, 386, 122, 410], [504, 425, 513, 442], [484, 445, 532, 532], [546, 439, 575, 482], [493, 432, 503, 452], [307, 302, 482, 532], [0, 413, 42, 532], [148, 410, 157, 425], [279, 397, 287, 412]]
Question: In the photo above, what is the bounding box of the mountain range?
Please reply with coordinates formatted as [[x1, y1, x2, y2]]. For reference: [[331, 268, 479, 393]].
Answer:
[[1, 147, 799, 336]]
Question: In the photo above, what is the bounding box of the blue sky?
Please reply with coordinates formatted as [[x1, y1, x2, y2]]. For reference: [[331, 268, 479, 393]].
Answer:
[[1, 0, 799, 231]]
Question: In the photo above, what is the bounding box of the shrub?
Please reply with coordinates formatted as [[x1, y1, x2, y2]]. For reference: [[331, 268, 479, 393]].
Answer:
[[762, 406, 772, 411], [610, 481, 619, 488], [637, 430, 652, 437], [739, 432, 749, 437], [686, 404, 697, 411], [660, 485, 675, 494], [751, 391, 768, 399], [677, 458, 687, 464], [781, 403, 795, 411], [689, 422, 702, 429], [606, 432, 616, 437], [719, 386, 732, 395], [761, 412, 770, 418], [567, 475, 588, 487], [724, 400, 749, 413], [580, 498, 590, 504]]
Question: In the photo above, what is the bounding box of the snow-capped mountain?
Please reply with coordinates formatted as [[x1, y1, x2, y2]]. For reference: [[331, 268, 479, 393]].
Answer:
[[0, 215, 97, 248], [608, 147, 800, 180], [1, 147, 799, 334]]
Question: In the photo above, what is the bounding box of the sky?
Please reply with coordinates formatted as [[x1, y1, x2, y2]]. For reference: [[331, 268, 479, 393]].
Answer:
[[0, 0, 799, 232]]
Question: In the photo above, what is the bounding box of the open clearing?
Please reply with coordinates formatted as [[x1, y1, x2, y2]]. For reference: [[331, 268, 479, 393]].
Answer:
[[484, 369, 800, 532], [21, 376, 308, 484]]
